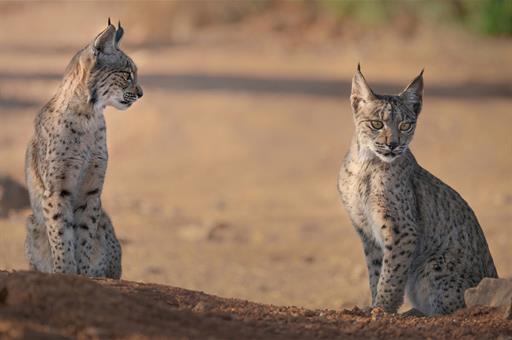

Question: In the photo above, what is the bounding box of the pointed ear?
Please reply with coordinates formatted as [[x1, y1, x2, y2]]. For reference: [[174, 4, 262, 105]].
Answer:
[[399, 69, 424, 116], [93, 22, 116, 55], [350, 64, 376, 114], [115, 20, 124, 48]]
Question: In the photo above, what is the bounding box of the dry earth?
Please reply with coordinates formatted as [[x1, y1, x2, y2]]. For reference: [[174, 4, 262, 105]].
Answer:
[[1, 271, 512, 339], [0, 2, 511, 338]]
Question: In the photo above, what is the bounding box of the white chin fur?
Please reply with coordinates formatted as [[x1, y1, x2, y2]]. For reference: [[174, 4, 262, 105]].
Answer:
[[374, 151, 400, 163], [358, 143, 404, 163], [110, 101, 131, 111], [376, 154, 396, 163]]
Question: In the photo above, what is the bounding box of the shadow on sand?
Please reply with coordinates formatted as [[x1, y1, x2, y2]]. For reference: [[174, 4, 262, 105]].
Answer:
[[0, 71, 510, 105]]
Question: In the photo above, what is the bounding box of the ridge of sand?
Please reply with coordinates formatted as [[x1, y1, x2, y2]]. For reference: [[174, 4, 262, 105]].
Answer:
[[0, 271, 510, 339]]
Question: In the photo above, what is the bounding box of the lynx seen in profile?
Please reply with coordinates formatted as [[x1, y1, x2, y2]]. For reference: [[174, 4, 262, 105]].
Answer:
[[25, 20, 143, 278], [337, 65, 497, 315]]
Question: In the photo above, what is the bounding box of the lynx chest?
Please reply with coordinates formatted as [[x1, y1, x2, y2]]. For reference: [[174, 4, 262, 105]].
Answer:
[[338, 160, 390, 247]]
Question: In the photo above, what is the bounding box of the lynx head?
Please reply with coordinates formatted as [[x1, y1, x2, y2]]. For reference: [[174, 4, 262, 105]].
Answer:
[[67, 19, 143, 111], [350, 64, 423, 163]]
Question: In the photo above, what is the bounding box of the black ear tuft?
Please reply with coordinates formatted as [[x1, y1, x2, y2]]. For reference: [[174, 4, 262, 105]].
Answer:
[[108, 17, 111, 26], [89, 88, 98, 105], [115, 21, 124, 45]]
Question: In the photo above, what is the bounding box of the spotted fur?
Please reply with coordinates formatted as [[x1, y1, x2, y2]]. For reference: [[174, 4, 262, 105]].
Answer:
[[337, 65, 497, 315], [24, 21, 143, 278]]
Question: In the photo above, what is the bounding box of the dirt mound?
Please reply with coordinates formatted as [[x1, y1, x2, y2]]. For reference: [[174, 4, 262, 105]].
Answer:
[[0, 271, 510, 339]]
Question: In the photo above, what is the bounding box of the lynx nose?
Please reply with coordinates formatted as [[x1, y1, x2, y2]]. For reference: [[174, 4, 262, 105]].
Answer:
[[136, 85, 143, 98], [387, 142, 398, 150]]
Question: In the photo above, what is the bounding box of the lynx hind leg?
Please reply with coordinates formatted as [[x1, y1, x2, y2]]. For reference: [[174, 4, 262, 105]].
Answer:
[[25, 214, 52, 273], [89, 211, 122, 279], [407, 254, 475, 315], [102, 211, 122, 279]]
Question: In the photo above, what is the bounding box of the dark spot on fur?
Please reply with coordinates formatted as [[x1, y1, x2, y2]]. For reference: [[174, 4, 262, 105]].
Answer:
[[90, 88, 98, 105], [86, 189, 99, 196], [74, 203, 87, 213], [60, 190, 71, 197]]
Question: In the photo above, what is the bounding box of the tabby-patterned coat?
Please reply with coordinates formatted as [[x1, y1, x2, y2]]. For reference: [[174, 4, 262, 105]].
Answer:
[[25, 20, 143, 278], [338, 65, 497, 315]]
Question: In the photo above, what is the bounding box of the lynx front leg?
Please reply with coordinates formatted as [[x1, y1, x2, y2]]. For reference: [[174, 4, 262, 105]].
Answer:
[[74, 193, 102, 275], [39, 131, 87, 275], [98, 211, 122, 279], [373, 215, 418, 313], [356, 228, 383, 304], [41, 189, 77, 274]]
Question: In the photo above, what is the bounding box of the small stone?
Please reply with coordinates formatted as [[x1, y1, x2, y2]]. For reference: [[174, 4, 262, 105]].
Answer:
[[207, 222, 230, 242], [342, 305, 369, 316], [465, 278, 512, 309], [371, 307, 386, 321]]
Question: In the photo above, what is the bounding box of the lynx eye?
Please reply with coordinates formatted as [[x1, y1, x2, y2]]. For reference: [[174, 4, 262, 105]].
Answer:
[[125, 72, 133, 82], [399, 122, 413, 131], [370, 120, 384, 130]]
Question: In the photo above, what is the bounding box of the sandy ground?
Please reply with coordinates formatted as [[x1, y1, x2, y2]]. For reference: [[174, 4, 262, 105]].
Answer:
[[1, 270, 512, 339], [0, 1, 511, 320]]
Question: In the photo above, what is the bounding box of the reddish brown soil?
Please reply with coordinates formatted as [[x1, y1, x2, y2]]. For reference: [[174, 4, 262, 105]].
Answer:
[[0, 271, 510, 339]]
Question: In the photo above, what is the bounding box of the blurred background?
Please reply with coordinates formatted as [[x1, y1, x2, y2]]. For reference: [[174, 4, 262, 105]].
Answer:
[[0, 0, 511, 310]]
